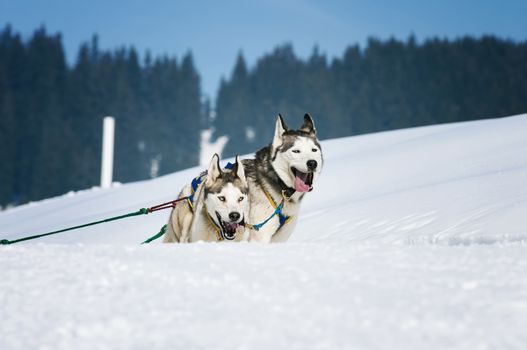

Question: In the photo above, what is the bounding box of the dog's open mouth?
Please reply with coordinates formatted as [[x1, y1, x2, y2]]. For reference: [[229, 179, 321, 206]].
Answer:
[[216, 212, 243, 240], [291, 167, 314, 192]]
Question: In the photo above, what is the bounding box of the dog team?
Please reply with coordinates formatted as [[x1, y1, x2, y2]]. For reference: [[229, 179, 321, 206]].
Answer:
[[163, 114, 323, 243]]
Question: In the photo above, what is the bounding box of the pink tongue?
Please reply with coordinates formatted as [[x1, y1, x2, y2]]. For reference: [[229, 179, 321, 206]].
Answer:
[[294, 176, 312, 192]]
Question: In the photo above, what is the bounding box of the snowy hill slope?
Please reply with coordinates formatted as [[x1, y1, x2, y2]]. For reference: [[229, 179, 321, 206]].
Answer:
[[2, 114, 526, 245], [1, 114, 527, 349]]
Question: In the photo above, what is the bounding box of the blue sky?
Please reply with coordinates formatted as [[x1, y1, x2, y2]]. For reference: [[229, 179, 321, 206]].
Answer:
[[1, 0, 526, 99]]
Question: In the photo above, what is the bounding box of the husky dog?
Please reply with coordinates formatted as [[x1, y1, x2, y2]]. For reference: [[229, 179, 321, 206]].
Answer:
[[243, 114, 323, 243], [163, 154, 249, 243]]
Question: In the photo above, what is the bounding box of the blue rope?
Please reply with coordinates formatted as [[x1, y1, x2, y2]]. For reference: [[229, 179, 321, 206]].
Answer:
[[247, 201, 284, 231]]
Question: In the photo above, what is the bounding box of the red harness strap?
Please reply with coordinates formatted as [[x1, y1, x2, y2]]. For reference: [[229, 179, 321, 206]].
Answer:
[[147, 197, 190, 213]]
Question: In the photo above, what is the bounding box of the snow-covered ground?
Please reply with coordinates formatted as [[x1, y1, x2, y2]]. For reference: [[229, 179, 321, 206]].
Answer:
[[1, 114, 527, 349]]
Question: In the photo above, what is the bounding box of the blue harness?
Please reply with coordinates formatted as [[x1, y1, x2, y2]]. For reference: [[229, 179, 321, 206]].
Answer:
[[186, 162, 291, 231], [255, 188, 291, 231], [187, 162, 235, 207]]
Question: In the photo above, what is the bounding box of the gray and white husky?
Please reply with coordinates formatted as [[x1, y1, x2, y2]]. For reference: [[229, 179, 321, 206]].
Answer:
[[163, 154, 250, 243], [243, 114, 323, 243]]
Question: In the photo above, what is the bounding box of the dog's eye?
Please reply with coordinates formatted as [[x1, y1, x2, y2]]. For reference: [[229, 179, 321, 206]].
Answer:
[[238, 196, 244, 202], [312, 148, 318, 152], [292, 150, 300, 153], [218, 196, 226, 202]]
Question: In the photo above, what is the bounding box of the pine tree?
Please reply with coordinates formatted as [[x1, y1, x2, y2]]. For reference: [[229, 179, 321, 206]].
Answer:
[[215, 52, 254, 156], [26, 28, 71, 200], [0, 31, 16, 205]]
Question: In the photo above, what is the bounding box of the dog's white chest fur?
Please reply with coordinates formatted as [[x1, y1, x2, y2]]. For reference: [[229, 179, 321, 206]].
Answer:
[[247, 185, 302, 243]]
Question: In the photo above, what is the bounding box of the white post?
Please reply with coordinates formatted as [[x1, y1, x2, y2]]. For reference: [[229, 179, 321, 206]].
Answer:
[[100, 116, 115, 189]]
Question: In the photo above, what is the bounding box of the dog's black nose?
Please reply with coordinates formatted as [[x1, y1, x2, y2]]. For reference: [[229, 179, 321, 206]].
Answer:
[[229, 212, 241, 221], [307, 160, 318, 170]]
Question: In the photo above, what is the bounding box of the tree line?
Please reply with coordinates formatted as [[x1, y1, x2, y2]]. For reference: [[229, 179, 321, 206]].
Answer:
[[0, 26, 202, 206], [215, 37, 527, 156], [1, 25, 526, 207]]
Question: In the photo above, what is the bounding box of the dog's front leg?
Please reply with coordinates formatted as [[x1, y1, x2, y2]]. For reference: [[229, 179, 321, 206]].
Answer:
[[249, 226, 275, 243], [270, 216, 298, 243], [179, 213, 193, 243]]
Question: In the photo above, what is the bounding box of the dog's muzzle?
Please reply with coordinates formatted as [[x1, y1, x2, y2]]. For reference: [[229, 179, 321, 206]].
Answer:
[[216, 212, 243, 240]]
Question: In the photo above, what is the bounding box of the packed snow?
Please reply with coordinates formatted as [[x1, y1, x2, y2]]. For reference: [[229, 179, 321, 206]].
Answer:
[[1, 114, 527, 349]]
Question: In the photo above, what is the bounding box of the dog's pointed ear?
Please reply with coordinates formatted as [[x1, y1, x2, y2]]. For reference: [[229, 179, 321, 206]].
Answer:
[[207, 153, 222, 183], [272, 114, 288, 151], [299, 113, 316, 136], [233, 155, 247, 185]]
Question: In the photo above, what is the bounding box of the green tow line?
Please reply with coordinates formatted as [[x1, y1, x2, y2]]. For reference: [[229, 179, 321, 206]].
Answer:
[[141, 225, 167, 244], [0, 208, 166, 245]]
